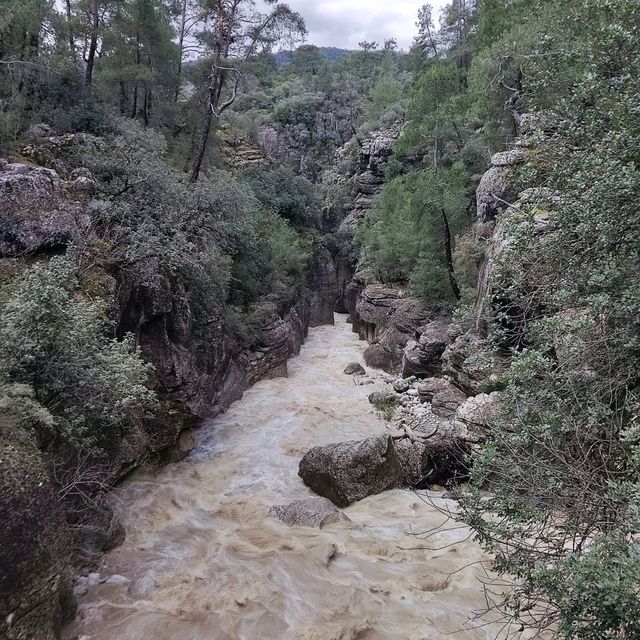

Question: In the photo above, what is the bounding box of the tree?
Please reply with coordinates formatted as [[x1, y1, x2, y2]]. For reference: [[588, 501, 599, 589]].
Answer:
[[188, 0, 306, 182], [172, 0, 204, 102], [358, 40, 378, 53], [415, 4, 439, 58]]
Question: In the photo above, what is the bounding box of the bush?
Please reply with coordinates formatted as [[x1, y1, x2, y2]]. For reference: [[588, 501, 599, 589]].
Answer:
[[0, 257, 155, 451]]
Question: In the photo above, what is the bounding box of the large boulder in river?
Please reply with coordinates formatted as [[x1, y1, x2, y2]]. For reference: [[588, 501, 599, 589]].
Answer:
[[298, 434, 405, 507], [401, 320, 461, 379], [268, 497, 350, 528], [344, 362, 366, 375]]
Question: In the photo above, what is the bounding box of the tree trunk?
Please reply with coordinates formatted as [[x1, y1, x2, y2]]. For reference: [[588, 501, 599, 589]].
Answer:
[[84, 0, 99, 86], [442, 209, 461, 300], [131, 28, 141, 119], [174, 0, 188, 103], [189, 102, 214, 183], [119, 81, 127, 114], [65, 0, 76, 63]]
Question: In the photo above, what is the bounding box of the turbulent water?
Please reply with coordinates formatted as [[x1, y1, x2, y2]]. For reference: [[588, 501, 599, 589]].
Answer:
[[67, 315, 508, 640]]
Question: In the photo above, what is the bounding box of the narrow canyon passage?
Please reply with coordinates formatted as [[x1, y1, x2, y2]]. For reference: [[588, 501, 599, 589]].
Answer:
[[67, 315, 502, 640]]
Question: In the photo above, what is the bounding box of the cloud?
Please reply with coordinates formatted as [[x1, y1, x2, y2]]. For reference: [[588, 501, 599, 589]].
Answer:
[[261, 0, 449, 51]]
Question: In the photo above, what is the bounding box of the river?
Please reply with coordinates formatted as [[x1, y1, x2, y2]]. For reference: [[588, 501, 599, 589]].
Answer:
[[66, 314, 508, 640]]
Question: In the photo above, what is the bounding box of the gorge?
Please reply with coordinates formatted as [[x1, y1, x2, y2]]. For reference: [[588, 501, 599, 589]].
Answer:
[[2, 1, 639, 639]]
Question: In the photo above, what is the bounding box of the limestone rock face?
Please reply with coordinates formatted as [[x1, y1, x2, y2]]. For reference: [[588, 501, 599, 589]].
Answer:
[[476, 148, 528, 222], [0, 416, 75, 640], [327, 124, 402, 315], [401, 320, 461, 379], [0, 161, 91, 257], [268, 497, 350, 528], [305, 243, 338, 327], [298, 434, 405, 507], [355, 285, 427, 374], [455, 392, 501, 434], [441, 333, 494, 396]]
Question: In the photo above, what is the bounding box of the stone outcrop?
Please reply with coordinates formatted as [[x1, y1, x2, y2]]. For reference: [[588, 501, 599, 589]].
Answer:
[[417, 378, 452, 404], [401, 320, 461, 379], [268, 497, 350, 528], [0, 160, 92, 257], [325, 124, 402, 318], [441, 332, 507, 396], [298, 434, 406, 507], [476, 148, 528, 223], [305, 243, 338, 327], [344, 362, 366, 375], [353, 285, 427, 373], [455, 392, 501, 438]]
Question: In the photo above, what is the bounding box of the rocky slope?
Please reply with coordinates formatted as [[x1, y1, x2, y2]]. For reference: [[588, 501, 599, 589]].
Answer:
[[297, 133, 530, 510]]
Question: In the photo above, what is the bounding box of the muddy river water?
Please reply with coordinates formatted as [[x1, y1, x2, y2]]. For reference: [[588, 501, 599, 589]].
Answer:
[[66, 315, 509, 640]]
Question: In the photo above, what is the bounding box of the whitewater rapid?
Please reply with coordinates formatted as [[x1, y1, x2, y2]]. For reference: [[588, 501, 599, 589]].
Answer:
[[66, 314, 508, 640]]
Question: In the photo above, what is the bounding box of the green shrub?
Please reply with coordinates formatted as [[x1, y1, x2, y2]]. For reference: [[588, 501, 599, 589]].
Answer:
[[0, 256, 155, 451]]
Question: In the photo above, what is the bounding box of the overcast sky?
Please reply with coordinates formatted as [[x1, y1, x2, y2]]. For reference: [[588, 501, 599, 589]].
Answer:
[[262, 1, 448, 51]]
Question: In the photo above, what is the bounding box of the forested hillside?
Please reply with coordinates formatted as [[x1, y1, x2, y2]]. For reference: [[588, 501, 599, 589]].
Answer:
[[1, 0, 639, 638], [356, 0, 640, 636]]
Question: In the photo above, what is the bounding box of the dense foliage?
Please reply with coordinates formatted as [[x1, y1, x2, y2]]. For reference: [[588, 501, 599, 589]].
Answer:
[[357, 0, 640, 636]]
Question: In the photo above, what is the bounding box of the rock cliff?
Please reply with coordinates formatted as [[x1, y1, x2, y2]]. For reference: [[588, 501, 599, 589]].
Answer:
[[0, 147, 337, 639]]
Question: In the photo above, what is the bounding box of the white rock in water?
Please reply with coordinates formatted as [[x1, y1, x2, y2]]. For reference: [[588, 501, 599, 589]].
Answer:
[[86, 572, 102, 586], [105, 574, 129, 585]]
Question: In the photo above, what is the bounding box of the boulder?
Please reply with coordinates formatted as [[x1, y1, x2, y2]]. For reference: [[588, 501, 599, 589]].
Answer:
[[344, 362, 366, 375], [432, 386, 468, 419], [417, 378, 451, 404], [401, 320, 461, 379], [364, 343, 394, 371], [455, 392, 501, 434], [393, 378, 411, 393], [368, 391, 397, 406], [268, 497, 350, 528], [298, 434, 405, 507]]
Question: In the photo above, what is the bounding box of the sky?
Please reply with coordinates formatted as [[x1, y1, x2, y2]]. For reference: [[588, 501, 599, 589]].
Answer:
[[260, 0, 448, 52]]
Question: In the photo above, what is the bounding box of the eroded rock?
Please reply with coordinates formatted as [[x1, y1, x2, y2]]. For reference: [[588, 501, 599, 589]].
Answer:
[[431, 386, 468, 419], [298, 434, 405, 507], [417, 378, 451, 404], [344, 362, 366, 375], [401, 320, 461, 379], [268, 497, 350, 528]]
